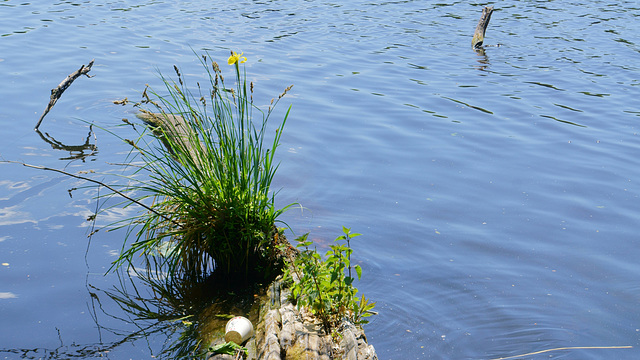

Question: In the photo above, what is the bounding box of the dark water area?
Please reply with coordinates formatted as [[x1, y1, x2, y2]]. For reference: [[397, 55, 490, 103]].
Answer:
[[1, 1, 640, 359]]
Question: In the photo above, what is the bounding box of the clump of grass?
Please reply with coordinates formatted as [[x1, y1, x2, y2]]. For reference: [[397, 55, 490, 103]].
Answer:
[[112, 51, 295, 285]]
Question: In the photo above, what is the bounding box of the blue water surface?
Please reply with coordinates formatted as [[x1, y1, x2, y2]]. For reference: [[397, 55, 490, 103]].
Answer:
[[1, 1, 640, 359]]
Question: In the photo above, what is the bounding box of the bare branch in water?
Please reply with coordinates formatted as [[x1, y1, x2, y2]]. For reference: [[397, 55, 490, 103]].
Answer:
[[472, 6, 494, 49], [35, 59, 96, 130]]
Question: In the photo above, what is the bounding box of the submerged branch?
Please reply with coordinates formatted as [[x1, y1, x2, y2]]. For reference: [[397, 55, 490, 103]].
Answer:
[[35, 59, 95, 130]]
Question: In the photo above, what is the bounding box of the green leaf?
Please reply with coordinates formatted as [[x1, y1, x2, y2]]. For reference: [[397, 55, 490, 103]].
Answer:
[[355, 264, 362, 280], [330, 272, 339, 284], [344, 277, 354, 286], [295, 233, 309, 243], [210, 342, 247, 355], [300, 240, 313, 247]]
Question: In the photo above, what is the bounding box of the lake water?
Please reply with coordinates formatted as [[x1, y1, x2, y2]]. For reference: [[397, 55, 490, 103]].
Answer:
[[1, 1, 640, 359]]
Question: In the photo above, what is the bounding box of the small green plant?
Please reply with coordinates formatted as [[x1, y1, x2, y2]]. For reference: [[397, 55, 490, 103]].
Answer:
[[209, 342, 247, 357], [108, 50, 295, 284], [285, 227, 376, 335]]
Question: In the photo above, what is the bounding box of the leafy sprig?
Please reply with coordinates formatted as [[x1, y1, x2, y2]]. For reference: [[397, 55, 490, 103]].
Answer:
[[285, 227, 376, 335]]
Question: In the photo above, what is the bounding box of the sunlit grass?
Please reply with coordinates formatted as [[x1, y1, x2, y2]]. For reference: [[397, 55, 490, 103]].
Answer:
[[110, 51, 295, 285]]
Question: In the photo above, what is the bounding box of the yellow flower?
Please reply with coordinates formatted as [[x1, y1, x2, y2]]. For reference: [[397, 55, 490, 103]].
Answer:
[[227, 51, 247, 65]]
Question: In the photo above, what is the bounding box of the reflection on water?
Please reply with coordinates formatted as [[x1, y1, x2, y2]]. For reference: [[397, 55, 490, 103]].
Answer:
[[35, 126, 97, 161], [0, 333, 139, 359], [0, 176, 65, 226], [473, 47, 490, 71], [0, 263, 259, 359], [89, 268, 203, 359], [88, 264, 260, 359]]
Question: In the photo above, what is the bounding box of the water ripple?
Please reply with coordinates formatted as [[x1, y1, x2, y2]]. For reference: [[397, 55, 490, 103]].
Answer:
[[2, 1, 640, 358]]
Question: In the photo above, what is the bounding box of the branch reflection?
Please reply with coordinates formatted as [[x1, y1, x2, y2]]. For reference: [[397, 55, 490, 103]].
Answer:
[[86, 259, 259, 359], [474, 47, 490, 71], [35, 125, 97, 161]]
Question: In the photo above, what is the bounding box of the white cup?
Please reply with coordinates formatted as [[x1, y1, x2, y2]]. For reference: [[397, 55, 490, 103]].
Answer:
[[224, 316, 255, 344]]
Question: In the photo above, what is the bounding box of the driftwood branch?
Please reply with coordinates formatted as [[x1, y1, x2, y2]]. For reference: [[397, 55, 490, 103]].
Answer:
[[35, 59, 95, 130], [472, 6, 494, 49]]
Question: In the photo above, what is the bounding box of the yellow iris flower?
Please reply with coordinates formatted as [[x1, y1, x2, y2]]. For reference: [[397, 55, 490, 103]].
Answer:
[[227, 51, 247, 65]]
